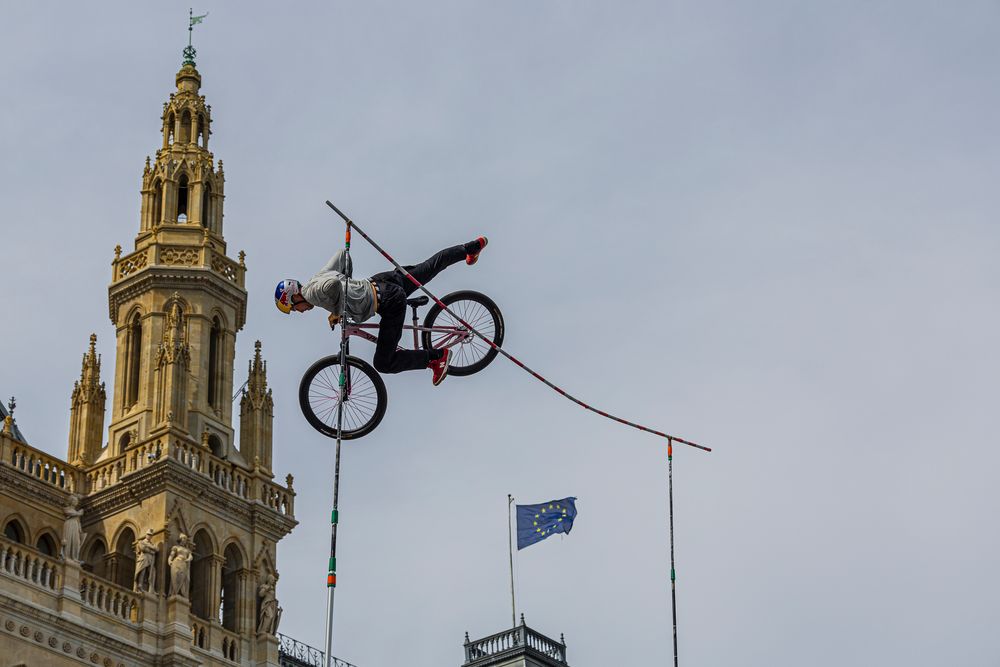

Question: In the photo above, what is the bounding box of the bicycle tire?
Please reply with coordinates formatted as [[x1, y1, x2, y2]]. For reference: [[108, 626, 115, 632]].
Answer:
[[421, 290, 504, 377], [299, 355, 387, 439]]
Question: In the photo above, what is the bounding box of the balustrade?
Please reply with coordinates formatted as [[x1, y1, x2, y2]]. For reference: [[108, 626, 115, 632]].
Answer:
[[127, 440, 164, 473], [5, 441, 80, 491], [170, 439, 206, 473], [277, 633, 358, 667], [86, 455, 126, 492], [191, 620, 208, 650], [209, 251, 244, 286], [219, 626, 240, 662], [79, 573, 141, 624], [0, 535, 61, 591], [113, 247, 149, 281], [260, 478, 294, 517], [208, 458, 250, 499], [465, 625, 566, 664]]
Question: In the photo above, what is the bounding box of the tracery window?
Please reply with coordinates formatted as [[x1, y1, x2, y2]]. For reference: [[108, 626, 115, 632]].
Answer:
[[123, 313, 142, 408], [177, 174, 189, 222], [219, 544, 243, 631], [208, 317, 222, 409]]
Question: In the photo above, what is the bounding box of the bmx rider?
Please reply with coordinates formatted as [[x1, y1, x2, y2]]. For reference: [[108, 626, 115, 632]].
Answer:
[[275, 237, 488, 386]]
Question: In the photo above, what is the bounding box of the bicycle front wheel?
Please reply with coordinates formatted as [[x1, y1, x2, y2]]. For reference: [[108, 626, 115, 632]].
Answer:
[[422, 290, 504, 376], [299, 355, 387, 439]]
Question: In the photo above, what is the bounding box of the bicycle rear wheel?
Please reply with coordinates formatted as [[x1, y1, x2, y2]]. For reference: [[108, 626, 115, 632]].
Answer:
[[422, 290, 504, 376], [299, 355, 387, 439]]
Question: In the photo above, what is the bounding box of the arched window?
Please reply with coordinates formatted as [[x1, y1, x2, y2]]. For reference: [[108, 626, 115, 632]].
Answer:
[[36, 533, 58, 557], [118, 431, 132, 454], [208, 435, 223, 459], [190, 530, 214, 620], [219, 544, 243, 631], [198, 114, 207, 147], [201, 182, 212, 229], [153, 179, 163, 227], [83, 539, 107, 578], [165, 112, 175, 145], [179, 110, 192, 144], [114, 528, 137, 589], [3, 519, 25, 543], [124, 313, 142, 408], [176, 174, 189, 222], [208, 317, 222, 409]]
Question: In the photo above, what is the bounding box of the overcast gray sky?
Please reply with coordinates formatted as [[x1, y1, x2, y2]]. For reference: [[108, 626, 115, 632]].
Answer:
[[2, 2, 999, 665]]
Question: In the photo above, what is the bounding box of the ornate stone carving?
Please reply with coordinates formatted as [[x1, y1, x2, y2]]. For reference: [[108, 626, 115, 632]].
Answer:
[[211, 254, 239, 282], [256, 572, 281, 635], [61, 494, 86, 561], [160, 247, 200, 266], [167, 533, 194, 597], [117, 249, 148, 278], [133, 528, 158, 592]]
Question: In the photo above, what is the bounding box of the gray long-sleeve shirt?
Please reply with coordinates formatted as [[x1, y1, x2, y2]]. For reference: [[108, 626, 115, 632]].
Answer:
[[301, 250, 376, 323]]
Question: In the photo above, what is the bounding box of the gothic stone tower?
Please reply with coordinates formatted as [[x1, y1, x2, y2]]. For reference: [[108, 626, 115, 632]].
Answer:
[[0, 54, 296, 667]]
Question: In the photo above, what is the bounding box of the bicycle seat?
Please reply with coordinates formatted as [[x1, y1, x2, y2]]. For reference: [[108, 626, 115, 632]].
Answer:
[[406, 296, 429, 308]]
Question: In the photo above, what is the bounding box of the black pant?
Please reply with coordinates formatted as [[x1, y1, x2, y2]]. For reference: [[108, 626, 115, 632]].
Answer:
[[369, 245, 466, 373]]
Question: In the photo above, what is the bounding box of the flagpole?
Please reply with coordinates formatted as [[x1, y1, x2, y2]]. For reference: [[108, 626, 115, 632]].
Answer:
[[507, 495, 516, 628], [668, 439, 679, 667]]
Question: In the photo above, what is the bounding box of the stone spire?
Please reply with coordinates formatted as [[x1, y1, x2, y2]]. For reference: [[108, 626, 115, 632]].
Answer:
[[240, 341, 274, 474], [104, 57, 245, 482], [68, 334, 107, 465]]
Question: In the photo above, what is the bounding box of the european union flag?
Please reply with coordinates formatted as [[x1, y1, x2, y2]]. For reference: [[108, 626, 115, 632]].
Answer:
[[516, 497, 577, 550]]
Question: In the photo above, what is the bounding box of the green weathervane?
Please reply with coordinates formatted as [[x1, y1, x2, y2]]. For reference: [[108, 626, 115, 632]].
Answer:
[[183, 9, 209, 66]]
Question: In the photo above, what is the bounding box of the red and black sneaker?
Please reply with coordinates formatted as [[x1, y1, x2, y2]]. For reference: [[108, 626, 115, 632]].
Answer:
[[466, 236, 488, 265], [429, 349, 451, 386]]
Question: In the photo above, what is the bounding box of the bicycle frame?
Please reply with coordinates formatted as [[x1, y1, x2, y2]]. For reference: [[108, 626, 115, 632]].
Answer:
[[342, 317, 471, 352]]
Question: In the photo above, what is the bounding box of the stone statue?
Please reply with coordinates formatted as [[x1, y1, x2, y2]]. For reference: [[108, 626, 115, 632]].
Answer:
[[167, 534, 194, 598], [60, 494, 86, 562], [257, 573, 282, 635], [133, 529, 158, 592]]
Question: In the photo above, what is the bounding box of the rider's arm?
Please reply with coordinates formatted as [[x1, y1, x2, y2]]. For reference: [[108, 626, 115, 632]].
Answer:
[[319, 249, 352, 278]]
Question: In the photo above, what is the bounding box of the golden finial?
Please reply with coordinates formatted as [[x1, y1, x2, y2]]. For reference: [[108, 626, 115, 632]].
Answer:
[[114, 244, 122, 260], [286, 474, 294, 489], [239, 250, 246, 267]]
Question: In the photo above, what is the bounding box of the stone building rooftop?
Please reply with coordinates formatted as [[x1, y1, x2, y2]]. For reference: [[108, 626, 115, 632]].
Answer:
[[0, 400, 26, 443]]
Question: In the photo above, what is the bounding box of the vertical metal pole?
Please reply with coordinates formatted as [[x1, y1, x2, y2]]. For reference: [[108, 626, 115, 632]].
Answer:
[[323, 224, 351, 667], [668, 438, 678, 667], [508, 495, 516, 628]]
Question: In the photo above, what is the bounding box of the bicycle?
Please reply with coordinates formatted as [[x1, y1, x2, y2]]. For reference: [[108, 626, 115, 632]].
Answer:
[[298, 290, 505, 439]]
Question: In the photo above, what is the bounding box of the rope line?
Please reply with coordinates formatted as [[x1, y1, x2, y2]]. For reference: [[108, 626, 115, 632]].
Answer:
[[325, 201, 711, 453]]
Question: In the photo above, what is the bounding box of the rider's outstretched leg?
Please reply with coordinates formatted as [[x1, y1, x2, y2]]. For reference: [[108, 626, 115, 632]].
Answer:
[[402, 239, 486, 296], [368, 239, 484, 378]]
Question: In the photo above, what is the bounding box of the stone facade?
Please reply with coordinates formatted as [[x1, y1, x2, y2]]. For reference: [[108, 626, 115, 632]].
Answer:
[[0, 54, 297, 667]]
